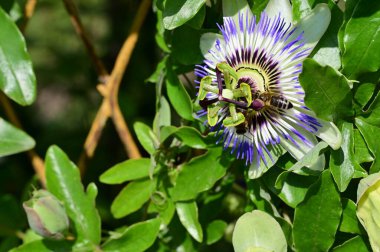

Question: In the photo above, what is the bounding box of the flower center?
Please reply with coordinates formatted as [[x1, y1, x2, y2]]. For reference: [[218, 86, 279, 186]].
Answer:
[[236, 66, 268, 92]]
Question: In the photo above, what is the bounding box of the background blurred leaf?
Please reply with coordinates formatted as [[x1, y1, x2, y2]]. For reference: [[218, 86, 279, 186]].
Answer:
[[111, 178, 155, 218], [300, 59, 352, 122], [232, 210, 287, 252], [205, 220, 227, 245], [341, 0, 380, 79], [9, 239, 74, 252], [293, 170, 342, 252], [163, 0, 206, 30], [0, 194, 25, 236], [176, 201, 203, 243], [45, 146, 101, 246], [0, 7, 36, 106], [0, 118, 35, 157], [100, 158, 151, 185], [102, 218, 161, 252]]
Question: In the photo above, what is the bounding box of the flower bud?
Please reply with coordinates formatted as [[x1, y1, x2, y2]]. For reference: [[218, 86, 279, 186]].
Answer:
[[23, 190, 69, 239]]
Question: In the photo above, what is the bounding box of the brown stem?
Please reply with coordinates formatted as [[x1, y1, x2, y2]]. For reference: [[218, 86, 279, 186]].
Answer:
[[20, 0, 38, 33], [0, 92, 46, 187], [62, 0, 108, 79]]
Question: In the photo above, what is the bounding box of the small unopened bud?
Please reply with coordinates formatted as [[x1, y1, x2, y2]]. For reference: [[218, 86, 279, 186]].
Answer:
[[23, 190, 69, 239]]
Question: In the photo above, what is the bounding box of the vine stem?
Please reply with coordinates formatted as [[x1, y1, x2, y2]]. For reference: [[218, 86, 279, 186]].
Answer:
[[0, 92, 46, 187], [62, 0, 108, 79], [20, 0, 38, 32]]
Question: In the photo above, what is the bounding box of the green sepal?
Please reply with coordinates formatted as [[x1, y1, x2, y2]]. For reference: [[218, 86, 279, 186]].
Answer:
[[223, 112, 245, 127]]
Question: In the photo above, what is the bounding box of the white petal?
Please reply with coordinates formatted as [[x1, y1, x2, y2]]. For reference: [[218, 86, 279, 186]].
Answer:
[[264, 0, 293, 24], [295, 4, 331, 51], [315, 119, 342, 150]]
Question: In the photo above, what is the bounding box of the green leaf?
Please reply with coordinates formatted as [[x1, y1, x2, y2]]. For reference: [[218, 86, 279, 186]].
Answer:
[[0, 118, 35, 157], [355, 118, 380, 173], [330, 123, 358, 192], [339, 198, 362, 235], [171, 147, 229, 201], [134, 122, 158, 155], [111, 178, 155, 218], [165, 61, 193, 121], [10, 239, 74, 252], [153, 96, 171, 136], [354, 128, 373, 165], [45, 146, 101, 246], [100, 158, 151, 184], [341, 0, 380, 79], [251, 0, 269, 17], [186, 5, 205, 29], [293, 170, 342, 252], [102, 218, 161, 252], [311, 5, 343, 69], [354, 83, 376, 111], [205, 220, 227, 245], [300, 59, 353, 122], [174, 127, 207, 149], [176, 201, 203, 242], [333, 236, 370, 252], [263, 167, 318, 208], [172, 25, 204, 65], [356, 172, 380, 251], [163, 0, 206, 30], [232, 210, 287, 252], [0, 7, 36, 105], [287, 141, 328, 175], [292, 0, 312, 21], [359, 90, 380, 125], [222, 0, 250, 21]]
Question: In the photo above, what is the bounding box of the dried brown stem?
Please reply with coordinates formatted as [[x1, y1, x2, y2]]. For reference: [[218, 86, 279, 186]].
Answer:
[[62, 0, 108, 79], [20, 0, 38, 32], [78, 0, 151, 173], [0, 92, 46, 187]]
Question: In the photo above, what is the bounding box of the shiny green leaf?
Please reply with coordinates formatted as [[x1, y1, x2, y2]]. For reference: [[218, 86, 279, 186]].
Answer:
[[0, 118, 35, 157], [171, 147, 229, 201], [9, 239, 73, 252], [354, 129, 373, 165], [330, 123, 358, 192], [232, 210, 287, 252], [354, 83, 376, 111], [355, 118, 380, 173], [134, 122, 158, 155], [339, 198, 362, 234], [111, 178, 155, 218], [172, 25, 203, 65], [176, 201, 203, 242], [165, 62, 193, 121], [153, 96, 171, 136], [174, 127, 207, 149], [333, 236, 370, 252], [102, 218, 161, 252], [293, 170, 342, 252], [300, 59, 353, 122], [163, 0, 206, 30], [0, 7, 36, 105], [342, 0, 380, 79], [100, 158, 151, 184], [45, 146, 101, 246]]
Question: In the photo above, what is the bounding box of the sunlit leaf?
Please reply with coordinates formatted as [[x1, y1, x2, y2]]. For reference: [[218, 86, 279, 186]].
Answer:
[[232, 210, 287, 252], [134, 122, 158, 155], [332, 236, 370, 252], [163, 0, 206, 30], [205, 220, 227, 245]]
